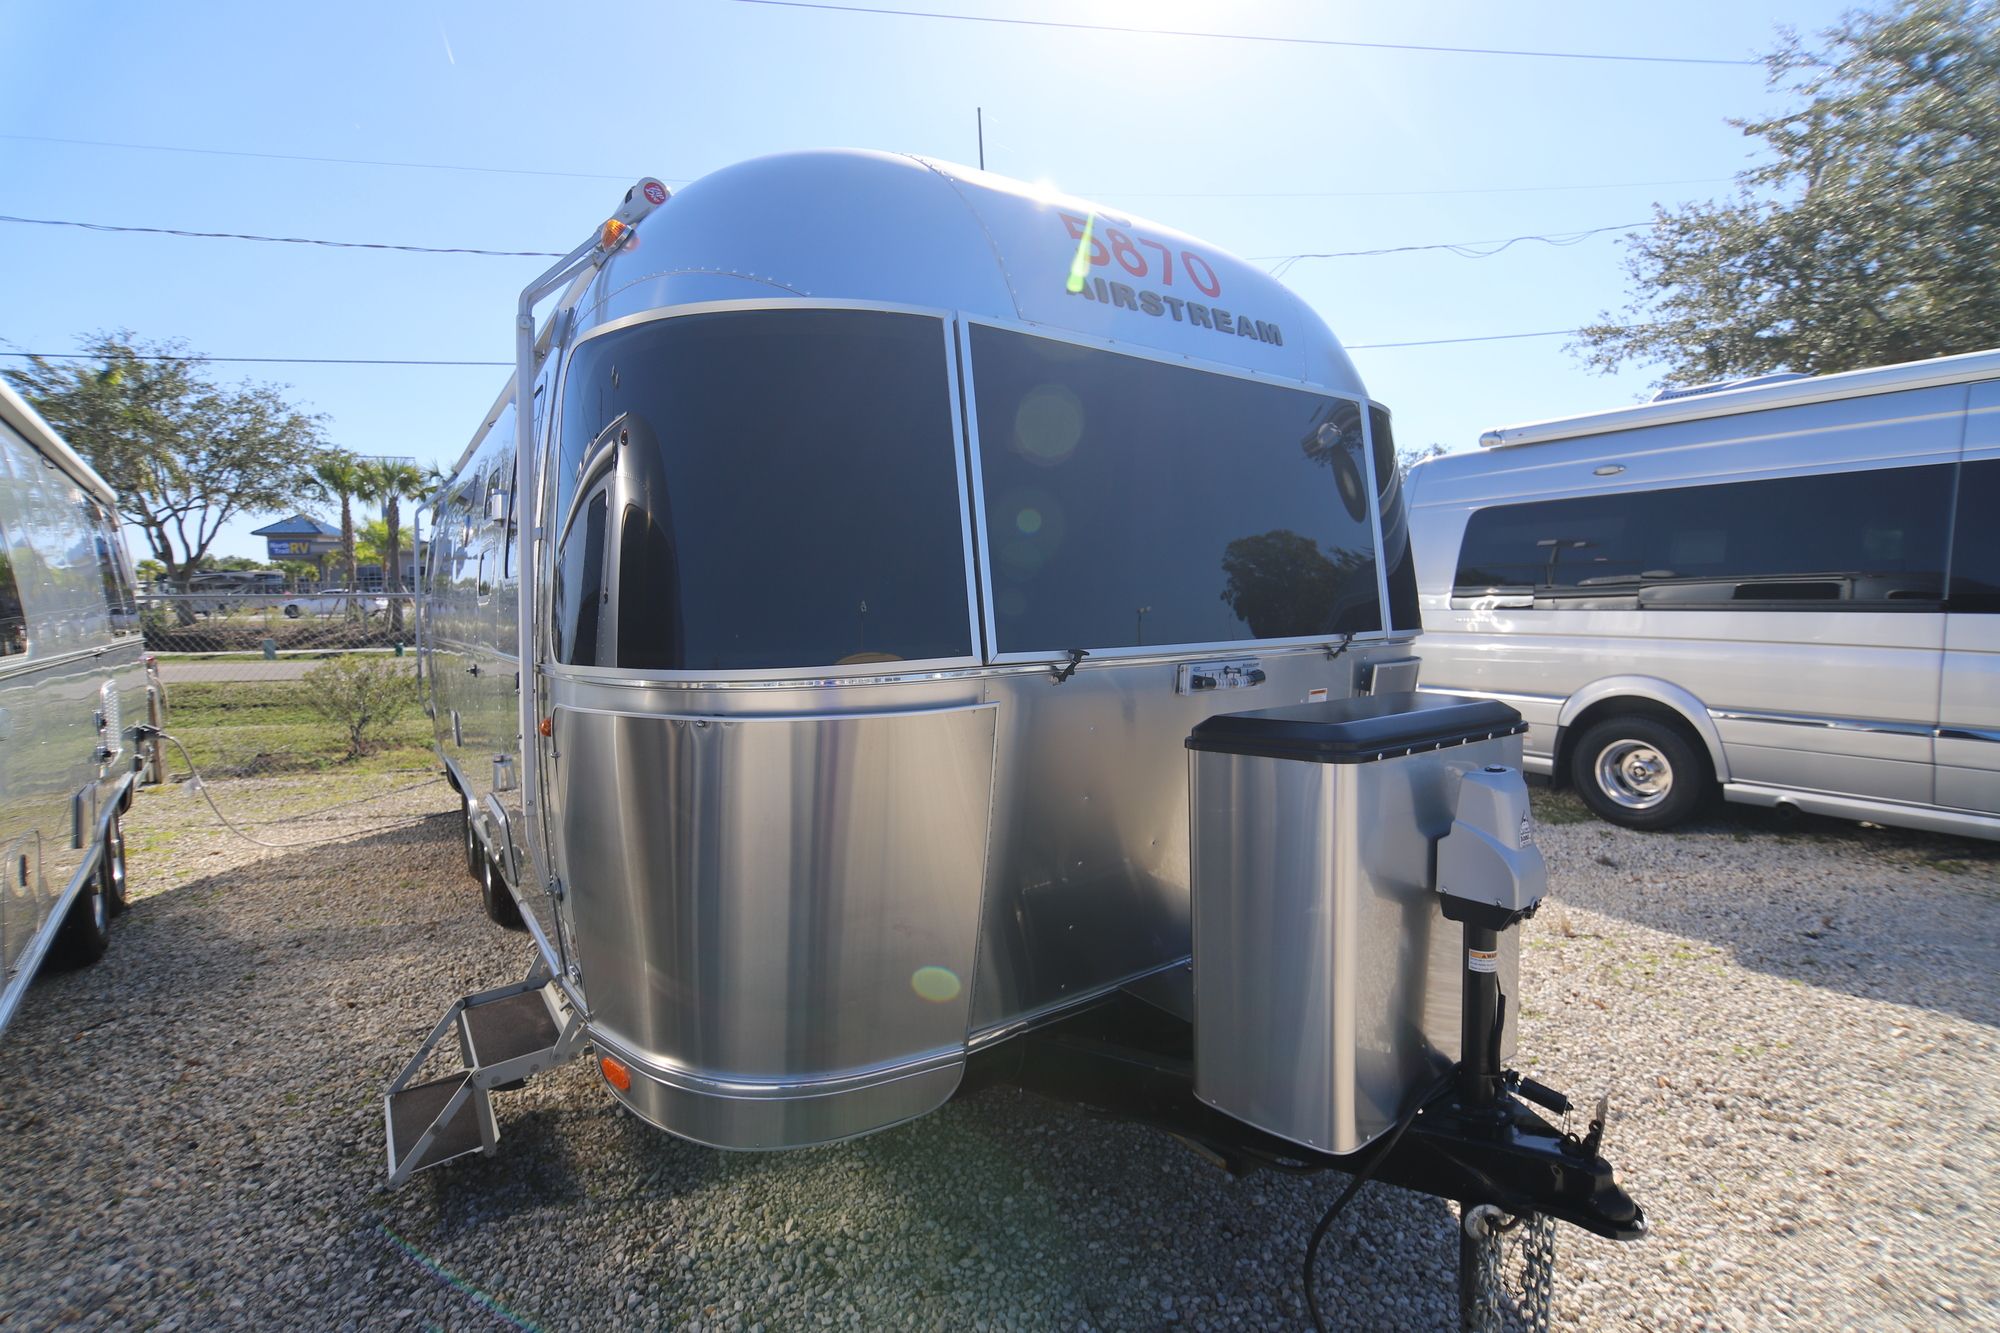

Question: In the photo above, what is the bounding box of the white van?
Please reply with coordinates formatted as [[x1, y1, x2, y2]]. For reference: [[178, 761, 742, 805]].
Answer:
[[0, 380, 147, 1036], [1405, 348, 2000, 839]]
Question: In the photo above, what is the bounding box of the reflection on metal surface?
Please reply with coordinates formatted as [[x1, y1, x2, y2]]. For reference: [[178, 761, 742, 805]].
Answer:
[[549, 701, 997, 1146]]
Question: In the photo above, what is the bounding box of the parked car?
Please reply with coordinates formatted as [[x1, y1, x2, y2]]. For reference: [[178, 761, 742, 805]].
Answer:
[[281, 589, 388, 618], [1406, 348, 2000, 839]]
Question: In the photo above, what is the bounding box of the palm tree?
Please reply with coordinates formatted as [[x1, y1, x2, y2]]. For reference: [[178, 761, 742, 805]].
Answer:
[[357, 459, 427, 630], [308, 452, 366, 591]]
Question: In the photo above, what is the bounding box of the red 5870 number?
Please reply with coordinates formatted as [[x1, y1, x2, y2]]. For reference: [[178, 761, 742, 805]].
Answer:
[[1059, 211, 1221, 298]]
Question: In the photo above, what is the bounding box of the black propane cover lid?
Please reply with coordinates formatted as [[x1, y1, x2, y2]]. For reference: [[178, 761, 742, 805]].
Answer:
[[1185, 691, 1525, 765]]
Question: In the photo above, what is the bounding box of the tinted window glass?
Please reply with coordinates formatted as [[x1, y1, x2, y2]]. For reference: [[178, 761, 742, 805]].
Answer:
[[971, 326, 1381, 651], [1369, 406, 1421, 631], [1948, 458, 2000, 613], [0, 543, 23, 657], [552, 309, 969, 670], [1455, 465, 1950, 608], [553, 492, 608, 664]]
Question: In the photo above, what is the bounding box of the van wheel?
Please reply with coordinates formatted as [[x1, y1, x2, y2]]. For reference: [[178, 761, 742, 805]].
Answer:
[[50, 877, 110, 969], [1570, 716, 1707, 831], [481, 849, 526, 931], [102, 816, 129, 916], [461, 798, 483, 879]]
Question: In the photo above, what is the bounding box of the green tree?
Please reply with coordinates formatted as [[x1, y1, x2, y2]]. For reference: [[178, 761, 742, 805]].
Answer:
[[2, 333, 324, 602], [357, 458, 426, 631], [1576, 0, 2000, 383], [308, 452, 365, 590]]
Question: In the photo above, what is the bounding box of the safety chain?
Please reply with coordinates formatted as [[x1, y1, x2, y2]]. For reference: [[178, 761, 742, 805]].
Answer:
[[1462, 1206, 1556, 1333]]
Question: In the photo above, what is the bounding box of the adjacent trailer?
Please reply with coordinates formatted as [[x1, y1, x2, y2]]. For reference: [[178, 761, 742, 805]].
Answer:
[[0, 379, 146, 1038], [399, 150, 1643, 1324]]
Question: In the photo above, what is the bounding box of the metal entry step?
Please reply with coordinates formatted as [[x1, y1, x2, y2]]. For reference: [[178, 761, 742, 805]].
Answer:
[[383, 957, 585, 1186]]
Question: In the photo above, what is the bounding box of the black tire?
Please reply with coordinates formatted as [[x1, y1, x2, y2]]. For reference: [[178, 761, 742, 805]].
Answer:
[[461, 798, 483, 880], [1568, 714, 1708, 831], [102, 815, 130, 916], [481, 849, 526, 931], [49, 876, 110, 970], [283, 603, 302, 619]]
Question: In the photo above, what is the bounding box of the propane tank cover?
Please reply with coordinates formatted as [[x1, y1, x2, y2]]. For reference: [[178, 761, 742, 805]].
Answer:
[[1437, 766, 1547, 915]]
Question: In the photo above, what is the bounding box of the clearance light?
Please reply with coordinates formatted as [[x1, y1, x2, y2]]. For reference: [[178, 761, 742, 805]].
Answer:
[[601, 218, 628, 248], [538, 717, 553, 737], [600, 1056, 632, 1092]]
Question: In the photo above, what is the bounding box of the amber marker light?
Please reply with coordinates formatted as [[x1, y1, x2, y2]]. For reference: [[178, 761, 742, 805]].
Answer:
[[538, 717, 553, 737], [601, 218, 628, 247], [600, 1056, 632, 1092]]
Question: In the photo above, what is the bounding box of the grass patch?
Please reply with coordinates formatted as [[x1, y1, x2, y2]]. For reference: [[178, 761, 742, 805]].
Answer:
[[163, 678, 434, 776], [1529, 788, 1597, 826]]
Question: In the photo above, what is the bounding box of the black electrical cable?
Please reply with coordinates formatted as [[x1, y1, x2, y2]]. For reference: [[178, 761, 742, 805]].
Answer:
[[1302, 1062, 1462, 1333]]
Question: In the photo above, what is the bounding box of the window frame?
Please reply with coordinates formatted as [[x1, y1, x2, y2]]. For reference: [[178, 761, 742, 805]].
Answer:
[[959, 315, 1398, 665], [540, 299, 987, 682]]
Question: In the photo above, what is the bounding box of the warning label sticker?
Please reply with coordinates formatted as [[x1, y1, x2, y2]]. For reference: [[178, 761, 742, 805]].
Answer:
[[1468, 948, 1500, 974]]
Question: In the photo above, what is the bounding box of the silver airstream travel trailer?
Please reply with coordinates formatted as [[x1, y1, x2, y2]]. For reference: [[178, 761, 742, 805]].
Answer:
[[400, 151, 1643, 1319], [0, 380, 144, 1038], [1406, 350, 2000, 838]]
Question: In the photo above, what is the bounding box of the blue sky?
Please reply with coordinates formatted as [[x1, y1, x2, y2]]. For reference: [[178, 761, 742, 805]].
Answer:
[[0, 0, 1856, 561]]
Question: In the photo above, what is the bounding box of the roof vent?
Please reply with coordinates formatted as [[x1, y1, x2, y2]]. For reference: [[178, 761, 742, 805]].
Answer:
[[1649, 371, 1811, 403]]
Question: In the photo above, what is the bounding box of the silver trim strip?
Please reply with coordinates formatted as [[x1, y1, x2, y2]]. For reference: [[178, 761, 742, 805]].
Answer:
[[1708, 707, 1934, 739], [1937, 725, 2000, 745]]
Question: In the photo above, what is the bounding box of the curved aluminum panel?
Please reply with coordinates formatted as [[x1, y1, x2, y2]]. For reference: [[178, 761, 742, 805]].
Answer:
[[549, 701, 997, 1143]]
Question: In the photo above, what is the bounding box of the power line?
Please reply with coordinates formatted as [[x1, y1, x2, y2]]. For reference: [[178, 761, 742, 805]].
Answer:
[[0, 213, 563, 258], [0, 131, 680, 184], [0, 351, 508, 367], [6, 128, 1732, 206], [4, 330, 1592, 365], [1092, 178, 1727, 202], [1263, 222, 1648, 277], [1346, 329, 1578, 350], [732, 0, 1762, 66]]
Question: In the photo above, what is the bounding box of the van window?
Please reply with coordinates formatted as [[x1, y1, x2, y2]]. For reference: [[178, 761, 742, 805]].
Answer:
[[970, 326, 1382, 651], [87, 505, 138, 635], [1948, 458, 2000, 613], [1454, 464, 1952, 609], [551, 309, 970, 670], [1369, 407, 1421, 632]]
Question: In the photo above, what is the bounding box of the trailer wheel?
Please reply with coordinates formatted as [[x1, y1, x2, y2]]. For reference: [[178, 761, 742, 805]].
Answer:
[[49, 875, 111, 970], [1568, 715, 1707, 831], [481, 849, 526, 931], [283, 603, 303, 619], [102, 815, 129, 916], [1458, 1205, 1554, 1332]]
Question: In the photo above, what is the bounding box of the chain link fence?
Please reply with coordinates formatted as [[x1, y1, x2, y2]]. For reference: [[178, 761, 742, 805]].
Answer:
[[142, 592, 431, 784]]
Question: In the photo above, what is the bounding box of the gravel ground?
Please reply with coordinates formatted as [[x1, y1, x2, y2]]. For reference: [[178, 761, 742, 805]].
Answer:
[[0, 776, 1994, 1331]]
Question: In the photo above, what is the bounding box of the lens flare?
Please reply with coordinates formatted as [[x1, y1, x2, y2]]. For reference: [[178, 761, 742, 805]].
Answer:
[[911, 966, 962, 1003]]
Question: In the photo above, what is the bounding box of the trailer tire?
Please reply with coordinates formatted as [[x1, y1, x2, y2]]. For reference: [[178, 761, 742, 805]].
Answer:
[[1568, 714, 1707, 831], [481, 850, 526, 931], [283, 603, 302, 619], [102, 815, 129, 916], [49, 876, 111, 970]]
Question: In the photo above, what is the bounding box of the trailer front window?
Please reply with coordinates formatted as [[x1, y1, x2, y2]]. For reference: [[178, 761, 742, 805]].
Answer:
[[970, 326, 1382, 652], [550, 309, 972, 671]]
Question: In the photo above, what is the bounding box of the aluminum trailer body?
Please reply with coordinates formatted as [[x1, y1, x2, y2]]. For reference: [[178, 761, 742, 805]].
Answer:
[[1406, 349, 2000, 838], [0, 379, 147, 1038], [420, 148, 1455, 1148]]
